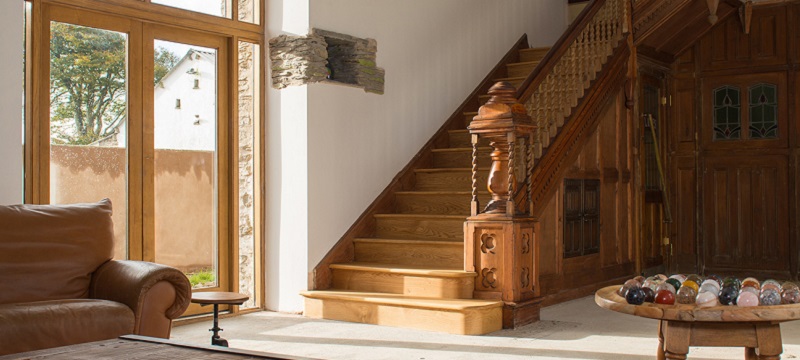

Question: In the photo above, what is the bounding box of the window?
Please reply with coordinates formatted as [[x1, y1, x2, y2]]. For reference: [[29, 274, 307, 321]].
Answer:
[[25, 0, 263, 312], [713, 86, 741, 140], [563, 179, 600, 258], [712, 83, 779, 141], [749, 83, 778, 139]]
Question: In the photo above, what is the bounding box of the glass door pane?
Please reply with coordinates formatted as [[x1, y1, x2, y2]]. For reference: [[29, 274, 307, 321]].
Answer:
[[153, 39, 219, 289], [151, 0, 231, 19], [49, 21, 129, 260]]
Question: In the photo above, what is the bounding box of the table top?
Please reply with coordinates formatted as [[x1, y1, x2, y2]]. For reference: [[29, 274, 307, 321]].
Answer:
[[595, 285, 800, 323], [191, 291, 250, 305], [0, 335, 316, 360]]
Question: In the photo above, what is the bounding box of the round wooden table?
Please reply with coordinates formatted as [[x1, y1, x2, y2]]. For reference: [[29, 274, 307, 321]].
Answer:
[[191, 292, 250, 347], [595, 285, 800, 359]]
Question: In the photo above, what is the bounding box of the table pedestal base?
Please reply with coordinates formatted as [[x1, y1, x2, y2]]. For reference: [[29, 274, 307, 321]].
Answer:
[[657, 320, 782, 360]]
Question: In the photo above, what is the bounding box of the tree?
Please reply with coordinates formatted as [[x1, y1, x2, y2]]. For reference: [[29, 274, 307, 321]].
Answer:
[[50, 23, 179, 145]]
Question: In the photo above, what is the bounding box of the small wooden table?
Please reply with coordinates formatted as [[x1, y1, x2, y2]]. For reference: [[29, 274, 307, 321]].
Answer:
[[595, 285, 800, 359], [192, 291, 250, 347]]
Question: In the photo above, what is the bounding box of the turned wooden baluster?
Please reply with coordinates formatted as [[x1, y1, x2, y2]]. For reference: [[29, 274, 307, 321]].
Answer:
[[468, 82, 535, 216]]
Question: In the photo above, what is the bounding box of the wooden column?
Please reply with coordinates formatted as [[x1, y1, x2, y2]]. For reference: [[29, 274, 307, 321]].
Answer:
[[465, 82, 539, 328]]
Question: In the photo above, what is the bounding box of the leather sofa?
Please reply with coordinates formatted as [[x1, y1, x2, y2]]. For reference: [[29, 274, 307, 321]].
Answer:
[[0, 199, 192, 355]]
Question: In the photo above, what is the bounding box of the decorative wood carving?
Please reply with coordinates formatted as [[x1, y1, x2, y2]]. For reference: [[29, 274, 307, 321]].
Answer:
[[707, 0, 719, 24], [480, 233, 497, 254], [739, 0, 752, 34], [481, 268, 498, 289]]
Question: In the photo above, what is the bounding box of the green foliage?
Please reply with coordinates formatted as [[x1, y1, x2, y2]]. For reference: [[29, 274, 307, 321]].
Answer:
[[188, 269, 216, 288], [49, 23, 179, 145]]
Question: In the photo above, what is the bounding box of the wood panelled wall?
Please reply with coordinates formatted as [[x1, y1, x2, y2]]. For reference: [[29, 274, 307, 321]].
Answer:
[[667, 3, 799, 279], [538, 89, 636, 302]]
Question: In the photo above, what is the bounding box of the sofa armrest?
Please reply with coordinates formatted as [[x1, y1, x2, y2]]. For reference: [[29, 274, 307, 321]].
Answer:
[[90, 260, 191, 337]]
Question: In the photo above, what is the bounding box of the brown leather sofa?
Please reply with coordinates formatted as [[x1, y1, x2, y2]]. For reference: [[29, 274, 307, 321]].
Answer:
[[0, 199, 192, 355]]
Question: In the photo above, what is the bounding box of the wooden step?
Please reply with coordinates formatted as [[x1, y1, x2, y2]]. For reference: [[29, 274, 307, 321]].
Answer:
[[447, 129, 492, 148], [414, 168, 488, 191], [432, 147, 491, 168], [354, 238, 463, 267], [506, 61, 540, 78], [330, 262, 474, 299], [375, 213, 465, 241], [492, 76, 527, 88], [301, 290, 503, 335], [519, 47, 550, 63], [395, 191, 490, 215], [464, 111, 478, 125]]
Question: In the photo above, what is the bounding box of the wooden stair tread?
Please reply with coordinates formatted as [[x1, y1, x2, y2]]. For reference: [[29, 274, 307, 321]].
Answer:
[[353, 238, 462, 244], [415, 167, 484, 173], [431, 147, 490, 153], [493, 76, 527, 82], [329, 262, 473, 277], [301, 290, 502, 311], [374, 213, 466, 220], [506, 61, 540, 67], [395, 191, 484, 195]]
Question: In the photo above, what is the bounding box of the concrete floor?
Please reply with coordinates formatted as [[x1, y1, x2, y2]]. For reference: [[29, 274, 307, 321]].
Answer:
[[171, 296, 800, 359]]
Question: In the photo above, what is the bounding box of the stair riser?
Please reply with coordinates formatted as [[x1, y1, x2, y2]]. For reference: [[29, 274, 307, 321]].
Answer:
[[414, 171, 487, 191], [520, 48, 549, 63], [332, 268, 474, 299], [304, 297, 502, 335], [395, 193, 490, 215], [376, 217, 464, 241], [507, 63, 538, 78], [448, 132, 490, 148], [433, 151, 490, 168], [354, 241, 463, 267]]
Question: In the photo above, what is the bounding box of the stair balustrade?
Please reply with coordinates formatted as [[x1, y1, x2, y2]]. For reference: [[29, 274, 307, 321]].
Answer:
[[465, 0, 630, 328]]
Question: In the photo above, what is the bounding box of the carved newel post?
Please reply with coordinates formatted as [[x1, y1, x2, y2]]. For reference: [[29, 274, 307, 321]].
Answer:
[[465, 82, 540, 328]]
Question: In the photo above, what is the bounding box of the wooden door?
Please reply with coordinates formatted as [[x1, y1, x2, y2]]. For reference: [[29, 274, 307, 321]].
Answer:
[[640, 74, 667, 271], [702, 156, 789, 277]]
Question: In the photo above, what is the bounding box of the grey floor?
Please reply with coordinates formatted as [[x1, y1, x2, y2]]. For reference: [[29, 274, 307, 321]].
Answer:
[[171, 296, 800, 359]]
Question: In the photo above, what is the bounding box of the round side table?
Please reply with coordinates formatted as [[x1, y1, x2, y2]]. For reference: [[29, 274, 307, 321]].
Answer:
[[191, 291, 250, 347]]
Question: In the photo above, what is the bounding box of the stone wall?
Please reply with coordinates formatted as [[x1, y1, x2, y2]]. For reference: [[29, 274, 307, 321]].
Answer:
[[268, 29, 384, 94], [237, 41, 258, 309]]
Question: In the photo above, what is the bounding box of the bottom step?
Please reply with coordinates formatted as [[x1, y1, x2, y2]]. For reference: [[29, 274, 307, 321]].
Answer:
[[301, 290, 503, 335]]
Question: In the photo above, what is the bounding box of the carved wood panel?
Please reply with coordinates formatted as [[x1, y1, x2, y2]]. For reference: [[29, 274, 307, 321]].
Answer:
[[702, 155, 790, 276], [699, 6, 787, 72], [670, 155, 697, 274]]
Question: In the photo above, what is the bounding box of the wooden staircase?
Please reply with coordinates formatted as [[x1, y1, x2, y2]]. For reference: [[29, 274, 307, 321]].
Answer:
[[301, 46, 549, 335]]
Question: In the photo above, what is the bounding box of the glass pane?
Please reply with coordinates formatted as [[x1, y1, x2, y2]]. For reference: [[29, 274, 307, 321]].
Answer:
[[153, 40, 218, 289], [49, 22, 128, 260], [713, 86, 741, 141], [151, 0, 231, 19], [238, 0, 260, 24], [749, 83, 778, 139], [237, 41, 259, 308]]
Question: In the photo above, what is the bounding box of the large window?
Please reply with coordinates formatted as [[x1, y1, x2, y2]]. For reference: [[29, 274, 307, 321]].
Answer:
[[25, 0, 263, 313], [712, 83, 779, 141]]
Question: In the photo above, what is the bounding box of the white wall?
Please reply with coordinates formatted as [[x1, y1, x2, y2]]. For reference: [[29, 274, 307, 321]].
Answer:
[[0, 2, 24, 205], [300, 1, 566, 309]]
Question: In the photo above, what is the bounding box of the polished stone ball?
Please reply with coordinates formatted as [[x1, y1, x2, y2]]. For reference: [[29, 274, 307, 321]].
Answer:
[[719, 285, 739, 305], [625, 287, 646, 305], [666, 278, 682, 292], [641, 287, 656, 303], [654, 289, 675, 305]]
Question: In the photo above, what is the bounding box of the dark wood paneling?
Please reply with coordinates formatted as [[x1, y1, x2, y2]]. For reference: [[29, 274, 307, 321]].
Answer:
[[671, 155, 697, 274], [673, 78, 696, 152], [702, 155, 790, 276], [794, 4, 800, 64], [699, 6, 788, 72]]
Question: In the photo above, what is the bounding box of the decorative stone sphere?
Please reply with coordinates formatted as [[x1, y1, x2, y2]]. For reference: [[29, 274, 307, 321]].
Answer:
[[642, 278, 660, 291], [682, 280, 700, 293], [669, 274, 687, 283], [666, 278, 682, 292], [741, 278, 760, 291], [624, 279, 642, 288], [686, 274, 703, 284], [740, 286, 759, 295], [655, 274, 668, 281], [676, 286, 697, 304], [641, 287, 656, 303], [657, 282, 676, 294], [763, 279, 781, 288], [699, 283, 720, 295], [696, 291, 719, 308], [736, 291, 759, 307], [633, 275, 646, 284], [701, 279, 720, 291], [625, 287, 646, 305], [760, 289, 781, 306], [707, 274, 723, 286], [719, 285, 739, 305], [655, 289, 676, 305], [762, 283, 780, 293], [618, 284, 634, 297], [781, 288, 800, 304], [782, 282, 799, 292]]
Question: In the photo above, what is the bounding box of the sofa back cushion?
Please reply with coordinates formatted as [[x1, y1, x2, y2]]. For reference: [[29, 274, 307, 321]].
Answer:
[[0, 199, 114, 304]]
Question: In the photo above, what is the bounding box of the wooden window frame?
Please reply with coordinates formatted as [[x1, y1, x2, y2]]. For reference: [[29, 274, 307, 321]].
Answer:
[[24, 0, 265, 314]]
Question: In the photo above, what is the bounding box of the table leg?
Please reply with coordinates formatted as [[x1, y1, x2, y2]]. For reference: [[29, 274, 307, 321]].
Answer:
[[657, 320, 666, 360], [755, 323, 782, 360], [209, 304, 229, 347], [745, 347, 758, 360], [663, 321, 690, 360]]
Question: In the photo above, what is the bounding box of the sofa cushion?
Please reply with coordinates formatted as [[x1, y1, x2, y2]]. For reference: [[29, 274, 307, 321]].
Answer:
[[0, 299, 134, 355], [0, 199, 114, 304]]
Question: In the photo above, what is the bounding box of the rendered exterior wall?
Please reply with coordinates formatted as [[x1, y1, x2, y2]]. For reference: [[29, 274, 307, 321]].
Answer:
[[0, 2, 23, 205], [264, 0, 567, 312]]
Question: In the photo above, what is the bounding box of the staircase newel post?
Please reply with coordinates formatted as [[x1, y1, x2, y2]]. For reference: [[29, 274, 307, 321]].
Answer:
[[465, 82, 540, 328]]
